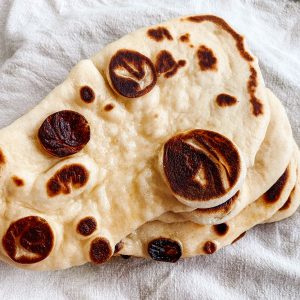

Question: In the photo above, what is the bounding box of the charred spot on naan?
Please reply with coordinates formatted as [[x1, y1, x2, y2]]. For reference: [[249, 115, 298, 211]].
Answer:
[[2, 216, 54, 264], [11, 176, 25, 187], [0, 149, 5, 165], [248, 67, 263, 116], [47, 164, 89, 197], [192, 191, 240, 215], [162, 130, 242, 204], [147, 27, 173, 41], [203, 241, 217, 254], [216, 94, 238, 107], [155, 50, 186, 78], [89, 237, 112, 264], [179, 33, 190, 42], [264, 168, 289, 204], [185, 15, 263, 116], [109, 49, 157, 98], [231, 231, 246, 244], [104, 103, 115, 111], [77, 217, 97, 236], [197, 45, 217, 71], [279, 196, 292, 211], [186, 15, 253, 62], [114, 241, 124, 254], [279, 187, 294, 211], [148, 238, 182, 263], [213, 223, 229, 236], [38, 110, 90, 157], [80, 86, 95, 103]]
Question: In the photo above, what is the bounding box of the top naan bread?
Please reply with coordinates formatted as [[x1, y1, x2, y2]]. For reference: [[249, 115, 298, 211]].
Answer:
[[157, 89, 293, 224], [0, 15, 270, 270]]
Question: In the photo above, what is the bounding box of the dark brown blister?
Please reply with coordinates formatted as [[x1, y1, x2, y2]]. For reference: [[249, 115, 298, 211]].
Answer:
[[203, 241, 217, 254], [194, 191, 240, 216], [77, 217, 97, 236], [163, 130, 241, 203], [104, 104, 115, 111], [213, 223, 229, 236], [155, 50, 186, 78], [2, 216, 54, 264], [89, 237, 112, 264], [38, 110, 90, 157], [147, 27, 173, 41], [114, 241, 124, 254], [109, 49, 157, 98], [186, 15, 253, 62], [279, 195, 292, 211], [47, 164, 89, 197], [12, 176, 25, 187], [179, 33, 190, 43], [231, 231, 246, 244], [0, 149, 5, 164], [264, 168, 289, 204], [148, 238, 182, 263], [197, 45, 217, 71], [216, 94, 237, 107], [248, 67, 263, 116], [80, 86, 95, 103]]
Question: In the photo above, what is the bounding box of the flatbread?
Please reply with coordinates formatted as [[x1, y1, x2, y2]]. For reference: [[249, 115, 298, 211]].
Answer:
[[0, 15, 270, 270], [157, 89, 293, 224], [118, 147, 298, 260]]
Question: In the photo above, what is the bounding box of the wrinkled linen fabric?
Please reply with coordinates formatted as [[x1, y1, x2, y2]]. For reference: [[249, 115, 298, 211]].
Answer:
[[0, 0, 299, 299]]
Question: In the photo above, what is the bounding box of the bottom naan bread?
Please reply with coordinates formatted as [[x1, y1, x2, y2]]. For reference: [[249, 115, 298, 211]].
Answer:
[[117, 147, 299, 261]]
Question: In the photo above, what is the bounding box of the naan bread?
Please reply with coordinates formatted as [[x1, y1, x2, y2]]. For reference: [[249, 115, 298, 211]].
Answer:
[[118, 148, 298, 261], [0, 15, 272, 270], [157, 89, 293, 224]]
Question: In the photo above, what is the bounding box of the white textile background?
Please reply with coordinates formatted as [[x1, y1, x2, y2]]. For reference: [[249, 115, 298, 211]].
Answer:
[[0, 0, 300, 299]]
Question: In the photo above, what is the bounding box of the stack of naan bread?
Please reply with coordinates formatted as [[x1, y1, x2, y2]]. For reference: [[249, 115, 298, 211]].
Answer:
[[0, 15, 298, 270]]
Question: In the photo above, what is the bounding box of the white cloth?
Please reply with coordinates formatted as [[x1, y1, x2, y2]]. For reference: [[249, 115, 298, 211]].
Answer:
[[0, 0, 300, 299]]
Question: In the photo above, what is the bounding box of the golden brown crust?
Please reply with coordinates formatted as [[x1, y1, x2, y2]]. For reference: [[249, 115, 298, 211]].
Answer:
[[186, 15, 253, 62]]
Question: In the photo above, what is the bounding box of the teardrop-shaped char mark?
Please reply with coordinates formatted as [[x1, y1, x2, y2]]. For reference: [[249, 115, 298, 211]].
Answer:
[[108, 49, 157, 98]]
